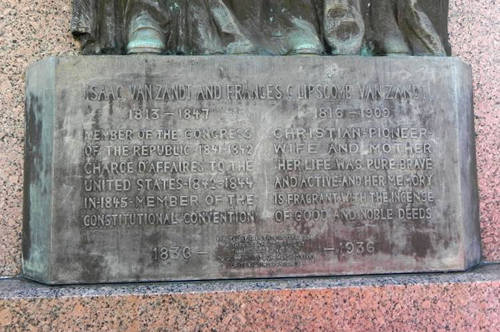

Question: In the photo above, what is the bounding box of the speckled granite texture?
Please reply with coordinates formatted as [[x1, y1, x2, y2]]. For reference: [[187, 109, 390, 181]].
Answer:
[[448, 0, 500, 262], [0, 264, 498, 331], [0, 1, 498, 277], [0, 0, 78, 277]]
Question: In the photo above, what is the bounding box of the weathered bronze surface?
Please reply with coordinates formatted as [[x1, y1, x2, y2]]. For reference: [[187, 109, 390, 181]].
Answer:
[[362, 0, 449, 55], [71, 0, 449, 56], [23, 56, 479, 284]]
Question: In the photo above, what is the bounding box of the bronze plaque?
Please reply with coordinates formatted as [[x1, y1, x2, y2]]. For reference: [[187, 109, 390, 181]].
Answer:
[[23, 56, 480, 284]]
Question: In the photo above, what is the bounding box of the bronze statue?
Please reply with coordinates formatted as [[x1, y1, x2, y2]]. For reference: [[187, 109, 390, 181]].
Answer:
[[125, 0, 256, 55], [223, 0, 364, 55], [71, 0, 448, 56], [323, 0, 364, 55], [221, 0, 324, 55], [71, 0, 255, 55], [71, 0, 126, 54], [363, 0, 448, 55]]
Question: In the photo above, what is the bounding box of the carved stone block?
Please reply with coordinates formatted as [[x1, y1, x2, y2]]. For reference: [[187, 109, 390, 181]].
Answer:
[[23, 56, 479, 284]]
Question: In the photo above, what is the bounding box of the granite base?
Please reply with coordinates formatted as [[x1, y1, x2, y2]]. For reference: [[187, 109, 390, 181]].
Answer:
[[1, 264, 499, 331]]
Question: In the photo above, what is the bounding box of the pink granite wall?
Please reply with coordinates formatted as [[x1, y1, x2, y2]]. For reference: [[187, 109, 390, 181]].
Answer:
[[0, 0, 498, 277], [449, 0, 500, 261], [0, 0, 78, 276], [1, 280, 499, 331]]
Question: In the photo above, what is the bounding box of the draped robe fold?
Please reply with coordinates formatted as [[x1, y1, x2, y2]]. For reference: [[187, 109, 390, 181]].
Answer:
[[71, 0, 449, 56]]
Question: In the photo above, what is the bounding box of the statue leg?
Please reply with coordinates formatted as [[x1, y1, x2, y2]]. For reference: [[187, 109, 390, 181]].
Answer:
[[207, 0, 257, 54], [368, 0, 410, 55], [397, 0, 446, 55], [323, 0, 364, 55], [182, 0, 224, 55], [281, 0, 324, 55], [125, 0, 168, 54]]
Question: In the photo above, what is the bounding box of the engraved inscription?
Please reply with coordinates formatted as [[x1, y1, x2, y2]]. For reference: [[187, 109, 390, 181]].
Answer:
[[77, 65, 443, 274]]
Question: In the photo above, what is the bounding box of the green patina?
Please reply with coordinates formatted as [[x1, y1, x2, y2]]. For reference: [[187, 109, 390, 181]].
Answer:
[[23, 58, 56, 281], [71, 0, 449, 56]]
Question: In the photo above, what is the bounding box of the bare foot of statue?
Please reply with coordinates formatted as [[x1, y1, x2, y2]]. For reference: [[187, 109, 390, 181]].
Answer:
[[324, 0, 364, 55], [285, 18, 325, 55], [380, 35, 411, 56], [226, 39, 257, 55], [287, 45, 324, 56]]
